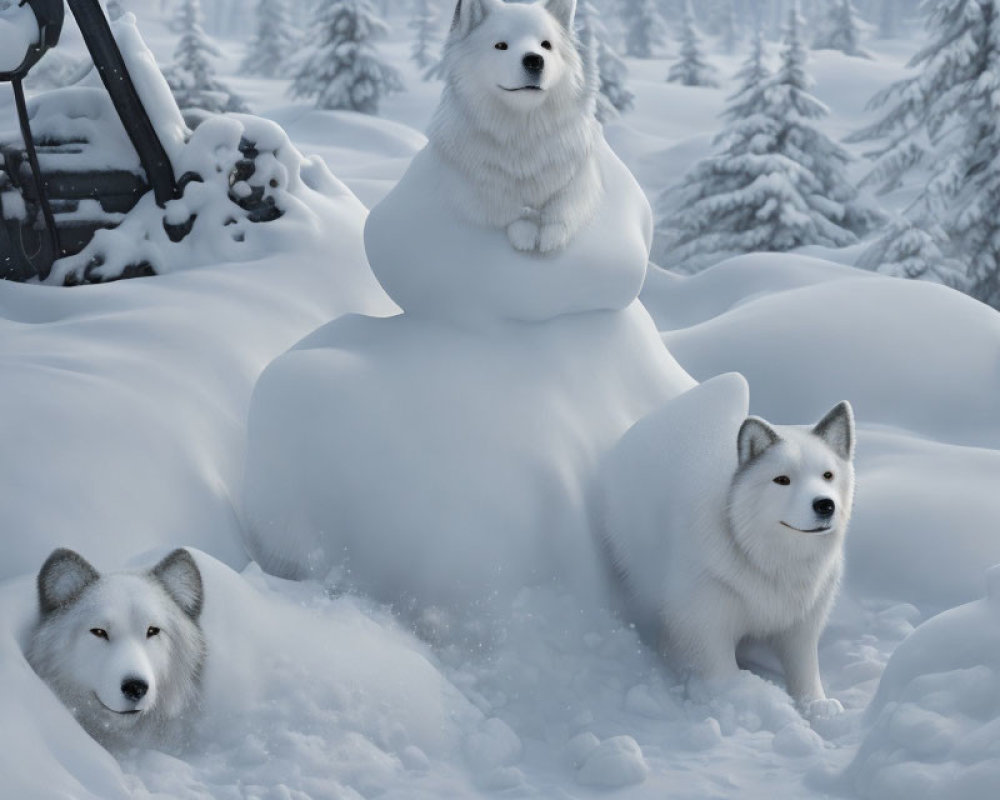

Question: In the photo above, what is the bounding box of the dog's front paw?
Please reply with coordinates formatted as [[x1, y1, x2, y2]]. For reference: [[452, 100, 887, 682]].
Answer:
[[538, 222, 569, 253], [507, 219, 540, 251], [802, 697, 844, 720]]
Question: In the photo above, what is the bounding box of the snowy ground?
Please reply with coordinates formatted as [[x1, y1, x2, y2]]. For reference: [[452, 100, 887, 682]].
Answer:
[[1, 5, 999, 800]]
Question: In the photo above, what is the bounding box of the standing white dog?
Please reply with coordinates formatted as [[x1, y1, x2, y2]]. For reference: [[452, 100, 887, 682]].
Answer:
[[599, 376, 855, 718], [429, 0, 601, 252], [26, 548, 206, 750]]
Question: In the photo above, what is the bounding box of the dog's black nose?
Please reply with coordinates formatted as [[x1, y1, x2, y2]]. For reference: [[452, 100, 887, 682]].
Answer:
[[813, 497, 836, 518], [121, 678, 148, 701], [522, 53, 544, 73]]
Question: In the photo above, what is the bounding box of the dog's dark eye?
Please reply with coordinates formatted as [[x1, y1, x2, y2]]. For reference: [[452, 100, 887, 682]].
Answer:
[[541, 40, 552, 50], [823, 471, 834, 481], [495, 42, 508, 50], [90, 628, 108, 640], [146, 626, 160, 638], [773, 476, 791, 486]]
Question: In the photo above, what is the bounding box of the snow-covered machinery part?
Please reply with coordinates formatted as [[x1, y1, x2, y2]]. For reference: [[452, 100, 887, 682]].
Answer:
[[0, 0, 285, 284], [0, 0, 64, 281]]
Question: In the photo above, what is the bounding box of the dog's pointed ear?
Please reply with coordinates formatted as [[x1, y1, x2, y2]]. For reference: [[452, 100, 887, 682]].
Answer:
[[38, 548, 100, 615], [544, 0, 577, 30], [737, 416, 781, 466], [451, 0, 503, 37], [151, 549, 204, 621], [812, 401, 855, 461]]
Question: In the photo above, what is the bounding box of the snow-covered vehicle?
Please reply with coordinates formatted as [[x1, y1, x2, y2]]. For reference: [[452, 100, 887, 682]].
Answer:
[[0, 0, 279, 284]]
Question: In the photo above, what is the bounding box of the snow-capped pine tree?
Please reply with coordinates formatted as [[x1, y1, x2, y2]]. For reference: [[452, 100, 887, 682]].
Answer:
[[655, 2, 874, 271], [727, 24, 770, 117], [577, 0, 635, 121], [849, 0, 1000, 307], [409, 0, 439, 71], [290, 0, 403, 113], [812, 0, 871, 57], [240, 0, 298, 78], [165, 0, 249, 115], [667, 0, 720, 86], [620, 0, 667, 58], [935, 0, 1000, 307]]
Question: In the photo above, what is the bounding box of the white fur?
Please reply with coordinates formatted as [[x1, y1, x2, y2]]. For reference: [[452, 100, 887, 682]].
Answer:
[[429, 0, 601, 252], [26, 548, 206, 750], [601, 395, 855, 718]]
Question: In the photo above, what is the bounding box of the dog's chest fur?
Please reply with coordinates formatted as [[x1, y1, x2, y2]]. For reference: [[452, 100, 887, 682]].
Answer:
[[703, 523, 844, 636], [429, 86, 599, 225]]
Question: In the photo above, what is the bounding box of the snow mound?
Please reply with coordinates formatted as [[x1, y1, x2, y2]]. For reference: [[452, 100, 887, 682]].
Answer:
[[575, 734, 649, 787], [242, 302, 694, 619], [661, 263, 1000, 449], [363, 137, 652, 324], [846, 564, 1000, 800], [0, 550, 484, 799]]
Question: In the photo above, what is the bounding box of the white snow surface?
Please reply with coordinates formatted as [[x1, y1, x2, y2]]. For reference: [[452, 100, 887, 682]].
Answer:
[[1, 9, 999, 799], [846, 565, 1000, 800]]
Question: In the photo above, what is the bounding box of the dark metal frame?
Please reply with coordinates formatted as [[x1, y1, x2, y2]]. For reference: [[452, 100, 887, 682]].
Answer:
[[0, 0, 180, 281]]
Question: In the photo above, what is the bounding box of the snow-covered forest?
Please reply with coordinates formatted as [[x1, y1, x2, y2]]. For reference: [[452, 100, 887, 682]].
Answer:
[[1, 0, 999, 798]]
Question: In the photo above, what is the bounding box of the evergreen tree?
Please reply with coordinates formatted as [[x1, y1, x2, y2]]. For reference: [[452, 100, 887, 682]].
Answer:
[[812, 0, 871, 57], [577, 0, 635, 121], [409, 0, 440, 71], [656, 3, 874, 271], [878, 0, 898, 38], [620, 0, 668, 58], [850, 0, 1000, 306], [667, 0, 720, 86], [240, 0, 298, 78], [290, 0, 403, 114], [164, 0, 249, 115], [719, 0, 740, 54], [857, 218, 961, 283]]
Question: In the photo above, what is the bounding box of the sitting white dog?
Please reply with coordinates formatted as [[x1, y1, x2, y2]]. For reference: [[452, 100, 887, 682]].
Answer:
[[428, 0, 601, 252], [598, 375, 855, 718]]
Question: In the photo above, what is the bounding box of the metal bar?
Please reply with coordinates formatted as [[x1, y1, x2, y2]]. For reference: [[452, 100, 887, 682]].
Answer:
[[66, 0, 180, 207], [11, 76, 58, 280]]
